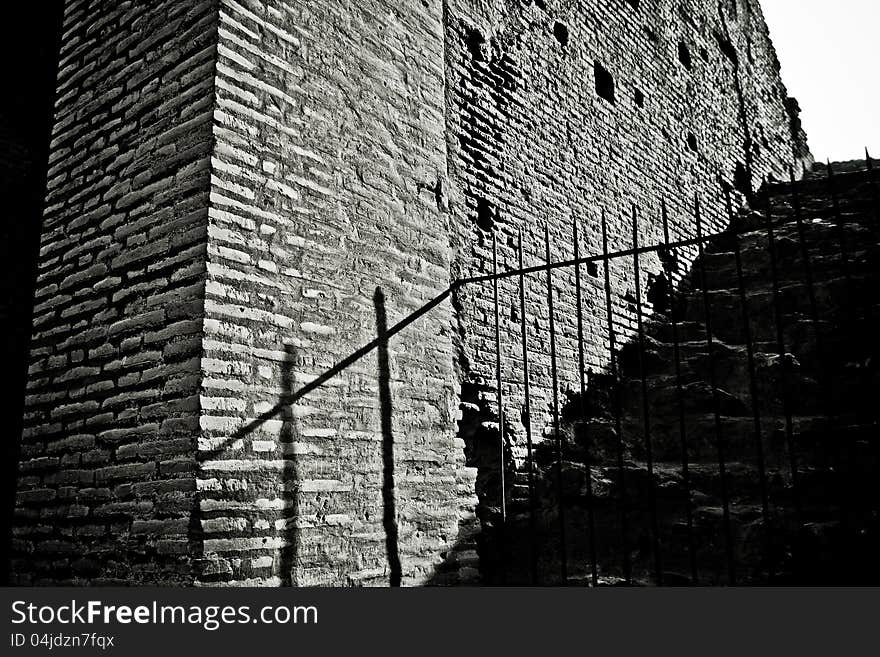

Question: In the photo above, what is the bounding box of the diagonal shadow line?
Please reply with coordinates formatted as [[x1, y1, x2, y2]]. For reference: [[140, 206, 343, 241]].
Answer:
[[196, 287, 454, 464]]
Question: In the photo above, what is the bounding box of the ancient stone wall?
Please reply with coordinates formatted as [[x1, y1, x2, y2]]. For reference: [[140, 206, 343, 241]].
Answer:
[[10, 0, 809, 585], [11, 0, 217, 585]]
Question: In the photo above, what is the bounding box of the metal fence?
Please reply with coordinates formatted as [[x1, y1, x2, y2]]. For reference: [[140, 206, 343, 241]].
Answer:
[[468, 156, 878, 586]]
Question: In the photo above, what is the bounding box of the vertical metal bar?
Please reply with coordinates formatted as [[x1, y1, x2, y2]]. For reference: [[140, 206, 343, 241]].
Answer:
[[661, 201, 697, 584], [492, 234, 507, 583], [763, 180, 802, 568], [631, 205, 662, 585], [573, 219, 598, 586], [601, 210, 632, 584], [694, 194, 736, 585], [788, 167, 824, 358], [545, 226, 568, 585], [826, 161, 854, 292], [724, 187, 771, 578], [867, 148, 879, 230], [518, 230, 539, 585], [826, 159, 864, 397]]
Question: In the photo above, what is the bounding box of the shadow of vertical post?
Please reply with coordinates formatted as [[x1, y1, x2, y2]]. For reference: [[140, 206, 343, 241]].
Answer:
[[278, 344, 300, 586], [375, 287, 402, 587]]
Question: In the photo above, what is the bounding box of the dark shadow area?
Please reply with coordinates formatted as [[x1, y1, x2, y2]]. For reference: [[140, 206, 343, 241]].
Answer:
[[1, 1, 65, 585], [453, 376, 512, 584], [374, 287, 401, 587], [429, 164, 880, 586]]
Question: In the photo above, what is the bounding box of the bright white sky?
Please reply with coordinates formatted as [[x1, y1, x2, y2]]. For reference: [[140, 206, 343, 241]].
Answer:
[[760, 0, 878, 163]]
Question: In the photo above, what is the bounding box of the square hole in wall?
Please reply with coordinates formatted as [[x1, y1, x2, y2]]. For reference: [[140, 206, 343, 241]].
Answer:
[[594, 61, 615, 104], [553, 21, 569, 48], [678, 42, 693, 70]]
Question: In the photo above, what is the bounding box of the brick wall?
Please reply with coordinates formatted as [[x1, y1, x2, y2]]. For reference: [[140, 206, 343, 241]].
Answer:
[[11, 0, 808, 585], [11, 0, 217, 585], [195, 0, 475, 586]]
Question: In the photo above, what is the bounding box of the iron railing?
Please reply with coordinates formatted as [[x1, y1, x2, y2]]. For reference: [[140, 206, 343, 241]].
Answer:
[[238, 152, 879, 585], [475, 158, 877, 586]]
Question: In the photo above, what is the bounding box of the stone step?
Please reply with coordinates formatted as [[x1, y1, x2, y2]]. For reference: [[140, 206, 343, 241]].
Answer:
[[681, 282, 879, 344], [765, 196, 879, 221], [698, 236, 879, 291], [528, 452, 880, 519], [765, 171, 879, 209], [614, 340, 877, 421]]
